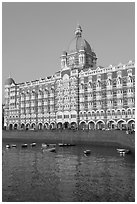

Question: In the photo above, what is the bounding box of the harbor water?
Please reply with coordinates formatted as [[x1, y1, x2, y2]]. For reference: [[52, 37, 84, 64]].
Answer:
[[2, 137, 135, 202]]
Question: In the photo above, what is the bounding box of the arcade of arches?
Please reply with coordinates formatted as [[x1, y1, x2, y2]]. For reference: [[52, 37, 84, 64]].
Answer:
[[7, 119, 135, 130]]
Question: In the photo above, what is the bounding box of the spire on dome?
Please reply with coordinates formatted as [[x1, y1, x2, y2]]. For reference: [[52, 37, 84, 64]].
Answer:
[[75, 24, 82, 37]]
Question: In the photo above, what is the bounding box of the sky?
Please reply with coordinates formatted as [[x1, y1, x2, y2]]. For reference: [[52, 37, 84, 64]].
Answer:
[[2, 2, 135, 101]]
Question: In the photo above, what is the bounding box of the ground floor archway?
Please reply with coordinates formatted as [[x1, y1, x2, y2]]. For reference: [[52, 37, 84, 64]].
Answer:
[[107, 120, 116, 129], [79, 121, 87, 130], [88, 121, 95, 130], [96, 120, 105, 130], [63, 122, 70, 129], [117, 120, 126, 130], [57, 122, 63, 129], [50, 122, 56, 130], [70, 122, 77, 130], [21, 123, 25, 130], [9, 124, 13, 130], [31, 123, 36, 129], [38, 123, 43, 130], [44, 123, 49, 129], [26, 123, 30, 130], [127, 119, 135, 130], [14, 123, 18, 130]]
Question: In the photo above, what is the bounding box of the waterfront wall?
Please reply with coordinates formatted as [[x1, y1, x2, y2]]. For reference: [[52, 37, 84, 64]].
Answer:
[[2, 130, 135, 152]]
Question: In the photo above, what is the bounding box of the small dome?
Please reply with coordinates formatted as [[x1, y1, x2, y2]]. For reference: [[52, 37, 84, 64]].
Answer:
[[68, 37, 92, 54], [67, 25, 93, 55], [5, 77, 15, 85]]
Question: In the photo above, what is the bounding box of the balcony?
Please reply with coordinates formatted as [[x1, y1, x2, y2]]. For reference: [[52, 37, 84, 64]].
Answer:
[[107, 94, 113, 99], [31, 96, 35, 100], [38, 95, 42, 99], [44, 94, 48, 98], [106, 85, 112, 90], [79, 89, 84, 94], [21, 97, 25, 102], [21, 104, 25, 108], [44, 101, 48, 105], [31, 103, 35, 107], [50, 101, 54, 105], [38, 102, 42, 106], [117, 94, 123, 99], [80, 98, 84, 102], [96, 95, 102, 100], [26, 97, 30, 101], [50, 93, 54, 97]]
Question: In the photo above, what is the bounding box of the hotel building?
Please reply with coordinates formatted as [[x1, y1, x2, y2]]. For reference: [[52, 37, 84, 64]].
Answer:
[[4, 25, 135, 130]]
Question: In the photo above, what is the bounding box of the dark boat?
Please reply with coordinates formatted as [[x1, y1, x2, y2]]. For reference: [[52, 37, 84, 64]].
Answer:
[[67, 144, 76, 146], [48, 147, 56, 152], [84, 150, 91, 155], [58, 143, 66, 147], [30, 143, 36, 147], [58, 143, 75, 147], [21, 144, 28, 148], [42, 147, 56, 153]]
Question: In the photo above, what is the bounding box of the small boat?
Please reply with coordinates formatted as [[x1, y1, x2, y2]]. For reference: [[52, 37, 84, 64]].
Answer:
[[58, 143, 71, 147], [84, 150, 91, 155], [42, 147, 56, 153], [6, 144, 10, 148], [21, 144, 28, 148], [117, 148, 130, 154], [48, 147, 56, 152], [58, 143, 65, 147], [67, 144, 76, 147], [42, 143, 48, 148], [11, 144, 17, 148], [30, 143, 36, 147]]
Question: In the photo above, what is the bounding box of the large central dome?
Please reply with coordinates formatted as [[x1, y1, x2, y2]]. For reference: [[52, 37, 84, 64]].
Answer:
[[67, 25, 92, 55]]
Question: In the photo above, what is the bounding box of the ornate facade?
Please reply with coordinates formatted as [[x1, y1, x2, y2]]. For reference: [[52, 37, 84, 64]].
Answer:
[[4, 25, 135, 130]]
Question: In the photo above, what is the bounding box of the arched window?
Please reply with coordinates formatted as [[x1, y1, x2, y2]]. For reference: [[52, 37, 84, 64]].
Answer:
[[127, 109, 131, 115], [117, 110, 121, 116], [122, 110, 125, 115], [101, 111, 104, 116], [112, 110, 115, 116], [107, 110, 111, 116], [96, 111, 100, 117], [92, 111, 96, 117], [84, 112, 86, 117]]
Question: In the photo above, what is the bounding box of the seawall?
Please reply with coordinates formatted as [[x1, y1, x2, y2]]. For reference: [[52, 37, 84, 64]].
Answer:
[[2, 129, 135, 153]]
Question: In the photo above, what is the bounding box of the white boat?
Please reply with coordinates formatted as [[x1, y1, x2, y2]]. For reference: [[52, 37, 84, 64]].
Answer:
[[11, 144, 17, 148], [117, 148, 130, 154], [6, 144, 10, 148], [42, 143, 48, 148]]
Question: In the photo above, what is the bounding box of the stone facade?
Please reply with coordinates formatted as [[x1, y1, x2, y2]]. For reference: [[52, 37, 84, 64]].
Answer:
[[4, 25, 135, 130]]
